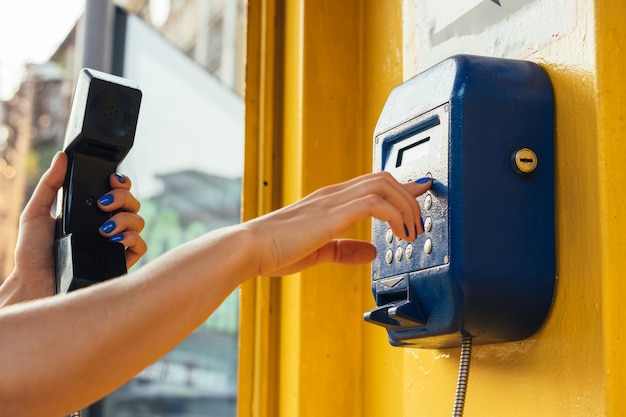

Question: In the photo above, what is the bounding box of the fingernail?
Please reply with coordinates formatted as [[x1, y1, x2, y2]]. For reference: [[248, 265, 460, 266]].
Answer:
[[415, 177, 432, 184], [420, 217, 425, 231], [404, 223, 410, 237], [110, 233, 124, 242], [114, 173, 126, 184], [100, 220, 116, 234], [98, 194, 114, 206], [415, 224, 419, 236]]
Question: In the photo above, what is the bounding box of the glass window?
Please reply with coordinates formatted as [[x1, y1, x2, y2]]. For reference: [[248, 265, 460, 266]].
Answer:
[[87, 9, 244, 417]]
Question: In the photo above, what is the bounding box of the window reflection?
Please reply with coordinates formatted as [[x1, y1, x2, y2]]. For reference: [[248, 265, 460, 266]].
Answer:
[[90, 8, 244, 417]]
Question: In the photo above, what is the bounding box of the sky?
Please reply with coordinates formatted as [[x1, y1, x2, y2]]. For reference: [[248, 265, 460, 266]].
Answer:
[[0, 0, 85, 100]]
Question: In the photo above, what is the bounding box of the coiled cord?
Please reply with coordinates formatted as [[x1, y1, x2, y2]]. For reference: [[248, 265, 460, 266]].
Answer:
[[451, 334, 472, 417]]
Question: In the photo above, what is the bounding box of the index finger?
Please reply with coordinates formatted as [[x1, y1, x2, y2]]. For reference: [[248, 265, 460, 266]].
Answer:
[[403, 176, 433, 197]]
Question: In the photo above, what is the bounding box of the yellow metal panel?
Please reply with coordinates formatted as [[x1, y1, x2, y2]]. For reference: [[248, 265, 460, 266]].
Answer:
[[595, 1, 626, 414], [240, 1, 373, 416], [280, 1, 368, 416], [361, 3, 406, 417], [280, 2, 303, 416], [238, 0, 284, 416], [240, 0, 626, 416]]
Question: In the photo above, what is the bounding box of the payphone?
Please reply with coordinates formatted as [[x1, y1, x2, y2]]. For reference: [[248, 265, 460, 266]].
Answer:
[[364, 55, 555, 349], [54, 68, 142, 294]]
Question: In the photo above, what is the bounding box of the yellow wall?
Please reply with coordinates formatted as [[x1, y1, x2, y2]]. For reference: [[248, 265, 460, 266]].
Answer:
[[239, 0, 626, 416]]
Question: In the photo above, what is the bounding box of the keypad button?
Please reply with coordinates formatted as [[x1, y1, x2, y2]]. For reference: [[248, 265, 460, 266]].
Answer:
[[424, 238, 433, 254], [405, 244, 413, 259], [424, 216, 432, 232], [385, 229, 393, 244], [385, 249, 393, 264], [424, 194, 432, 210]]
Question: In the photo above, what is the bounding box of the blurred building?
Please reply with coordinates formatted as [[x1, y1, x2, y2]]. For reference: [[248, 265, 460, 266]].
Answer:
[[0, 60, 75, 276], [119, 0, 247, 96]]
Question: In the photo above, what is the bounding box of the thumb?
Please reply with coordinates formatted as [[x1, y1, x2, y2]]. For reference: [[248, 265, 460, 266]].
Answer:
[[263, 239, 376, 276], [21, 152, 67, 222]]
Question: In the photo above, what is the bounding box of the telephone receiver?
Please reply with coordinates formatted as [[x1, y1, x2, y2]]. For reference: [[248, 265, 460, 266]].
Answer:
[[54, 68, 142, 294]]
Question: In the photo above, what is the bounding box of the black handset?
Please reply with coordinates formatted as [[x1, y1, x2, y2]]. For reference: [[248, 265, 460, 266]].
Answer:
[[54, 68, 142, 294]]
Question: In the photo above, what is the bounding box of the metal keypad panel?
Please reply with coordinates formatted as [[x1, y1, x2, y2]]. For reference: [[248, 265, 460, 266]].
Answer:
[[372, 104, 449, 281]]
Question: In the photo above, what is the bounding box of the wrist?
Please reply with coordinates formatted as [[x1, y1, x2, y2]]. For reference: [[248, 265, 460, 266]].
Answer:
[[196, 224, 261, 283], [0, 268, 55, 307]]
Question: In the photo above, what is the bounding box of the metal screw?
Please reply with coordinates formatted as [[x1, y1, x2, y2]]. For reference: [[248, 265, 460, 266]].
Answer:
[[424, 238, 433, 255], [512, 148, 538, 175], [424, 216, 432, 232], [395, 246, 403, 262]]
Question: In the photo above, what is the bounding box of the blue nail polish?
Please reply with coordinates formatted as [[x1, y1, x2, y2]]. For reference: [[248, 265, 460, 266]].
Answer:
[[101, 220, 116, 234], [420, 217, 425, 230], [403, 223, 410, 237], [415, 177, 432, 184], [110, 233, 124, 242], [114, 173, 126, 184], [98, 194, 114, 206]]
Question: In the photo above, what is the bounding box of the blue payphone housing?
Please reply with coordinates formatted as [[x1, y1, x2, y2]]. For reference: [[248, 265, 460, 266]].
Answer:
[[364, 55, 555, 348]]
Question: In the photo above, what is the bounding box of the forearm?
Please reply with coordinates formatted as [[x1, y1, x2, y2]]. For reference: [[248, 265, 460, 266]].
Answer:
[[0, 225, 256, 417], [0, 170, 432, 417]]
